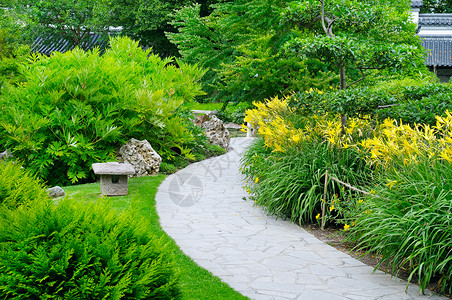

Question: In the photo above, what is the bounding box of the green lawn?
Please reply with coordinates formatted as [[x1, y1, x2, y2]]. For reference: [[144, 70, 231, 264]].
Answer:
[[63, 176, 248, 300], [183, 102, 224, 111]]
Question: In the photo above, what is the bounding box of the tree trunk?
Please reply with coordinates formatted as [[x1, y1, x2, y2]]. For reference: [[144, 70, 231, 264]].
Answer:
[[340, 67, 346, 90]]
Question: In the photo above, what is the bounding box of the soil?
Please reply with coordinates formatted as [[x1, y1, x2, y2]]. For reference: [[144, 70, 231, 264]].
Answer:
[[301, 224, 452, 298]]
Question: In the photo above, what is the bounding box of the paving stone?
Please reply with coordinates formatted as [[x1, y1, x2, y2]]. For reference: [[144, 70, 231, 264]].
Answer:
[[256, 289, 300, 299], [156, 138, 447, 300], [297, 288, 349, 300]]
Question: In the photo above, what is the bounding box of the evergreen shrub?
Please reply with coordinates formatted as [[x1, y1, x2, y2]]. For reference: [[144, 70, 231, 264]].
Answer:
[[0, 198, 180, 299], [0, 161, 48, 209]]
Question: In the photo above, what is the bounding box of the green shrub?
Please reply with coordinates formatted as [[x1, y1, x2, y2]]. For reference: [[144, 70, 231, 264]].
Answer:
[[0, 36, 205, 185], [216, 102, 254, 124], [168, 3, 335, 104], [350, 158, 452, 294], [377, 83, 452, 126], [0, 198, 180, 299], [290, 87, 396, 117], [160, 162, 178, 174], [241, 135, 371, 224], [0, 161, 48, 209]]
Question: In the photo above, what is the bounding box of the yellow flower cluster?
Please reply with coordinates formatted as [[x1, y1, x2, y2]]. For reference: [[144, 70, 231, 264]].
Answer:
[[359, 111, 452, 166], [243, 96, 306, 152], [243, 94, 452, 166], [316, 116, 369, 149]]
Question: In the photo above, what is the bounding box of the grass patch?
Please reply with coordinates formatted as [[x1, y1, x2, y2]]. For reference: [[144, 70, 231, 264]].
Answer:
[[63, 176, 248, 300]]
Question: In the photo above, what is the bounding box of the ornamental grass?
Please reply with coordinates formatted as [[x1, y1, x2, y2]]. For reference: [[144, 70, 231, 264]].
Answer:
[[241, 95, 452, 294]]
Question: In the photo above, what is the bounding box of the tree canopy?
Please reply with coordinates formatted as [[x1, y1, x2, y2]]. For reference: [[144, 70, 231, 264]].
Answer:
[[168, 0, 427, 103], [1, 0, 219, 57], [284, 0, 425, 90], [0, 8, 29, 88], [2, 0, 111, 50], [421, 0, 452, 13]]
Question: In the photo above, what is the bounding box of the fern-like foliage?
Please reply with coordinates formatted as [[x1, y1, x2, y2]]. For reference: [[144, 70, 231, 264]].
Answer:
[[0, 198, 180, 299], [0, 161, 48, 209]]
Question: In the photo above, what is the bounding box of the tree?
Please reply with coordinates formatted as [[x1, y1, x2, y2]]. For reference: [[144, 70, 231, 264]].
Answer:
[[167, 0, 335, 104], [2, 0, 215, 57], [283, 0, 426, 129], [285, 0, 424, 90], [421, 0, 452, 13], [0, 8, 29, 89], [2, 0, 113, 50]]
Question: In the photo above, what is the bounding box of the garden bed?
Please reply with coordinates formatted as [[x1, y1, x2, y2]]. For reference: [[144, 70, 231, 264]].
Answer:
[[241, 96, 452, 296], [303, 224, 452, 298]]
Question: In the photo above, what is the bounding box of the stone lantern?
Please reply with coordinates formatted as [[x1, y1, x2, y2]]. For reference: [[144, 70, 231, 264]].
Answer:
[[92, 162, 135, 196]]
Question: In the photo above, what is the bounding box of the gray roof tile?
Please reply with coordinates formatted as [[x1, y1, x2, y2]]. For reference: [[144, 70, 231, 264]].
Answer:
[[421, 37, 452, 66], [412, 0, 423, 9], [419, 14, 452, 26], [31, 33, 108, 56]]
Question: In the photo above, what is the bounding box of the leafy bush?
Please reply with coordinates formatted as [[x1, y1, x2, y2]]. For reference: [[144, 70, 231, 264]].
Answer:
[[377, 83, 452, 125], [216, 102, 254, 124], [0, 198, 180, 299], [241, 98, 373, 224], [0, 9, 30, 91], [290, 87, 396, 117], [0, 161, 48, 209], [0, 36, 205, 185], [350, 158, 452, 294]]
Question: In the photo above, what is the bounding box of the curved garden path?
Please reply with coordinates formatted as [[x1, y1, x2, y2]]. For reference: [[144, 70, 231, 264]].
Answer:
[[156, 137, 445, 300]]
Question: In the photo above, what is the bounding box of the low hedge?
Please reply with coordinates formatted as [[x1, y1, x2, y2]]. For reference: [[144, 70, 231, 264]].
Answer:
[[0, 198, 180, 299]]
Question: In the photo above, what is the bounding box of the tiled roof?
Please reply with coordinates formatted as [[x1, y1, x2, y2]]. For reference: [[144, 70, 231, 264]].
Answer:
[[419, 14, 452, 26], [31, 32, 152, 56], [412, 0, 423, 9], [31, 33, 108, 56], [421, 37, 452, 66]]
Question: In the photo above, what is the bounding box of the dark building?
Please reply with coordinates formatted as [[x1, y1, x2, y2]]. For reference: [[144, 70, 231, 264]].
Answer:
[[413, 0, 452, 82]]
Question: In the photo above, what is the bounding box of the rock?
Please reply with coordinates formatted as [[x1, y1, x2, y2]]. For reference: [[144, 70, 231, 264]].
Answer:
[[47, 186, 66, 198], [201, 115, 230, 150], [118, 138, 162, 176], [0, 150, 11, 160]]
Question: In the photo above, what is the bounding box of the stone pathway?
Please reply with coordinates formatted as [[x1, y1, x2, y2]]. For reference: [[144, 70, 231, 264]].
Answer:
[[156, 138, 446, 300]]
